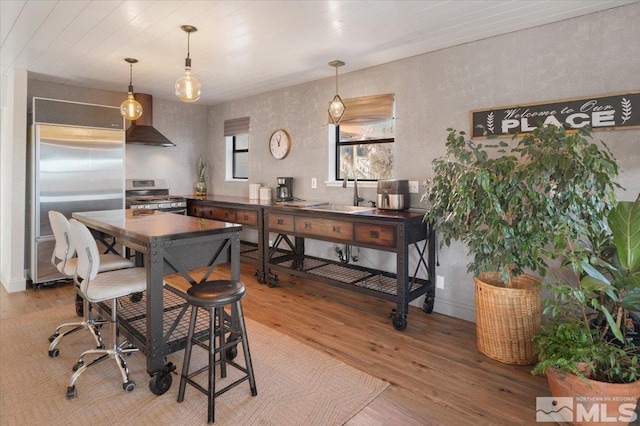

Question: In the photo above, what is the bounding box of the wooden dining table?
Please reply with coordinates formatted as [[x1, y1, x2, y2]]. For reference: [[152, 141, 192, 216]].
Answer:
[[72, 209, 242, 395]]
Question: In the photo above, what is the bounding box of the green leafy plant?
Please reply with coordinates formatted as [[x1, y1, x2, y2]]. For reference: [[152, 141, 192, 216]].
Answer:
[[421, 124, 620, 286], [197, 155, 207, 183], [534, 201, 640, 384]]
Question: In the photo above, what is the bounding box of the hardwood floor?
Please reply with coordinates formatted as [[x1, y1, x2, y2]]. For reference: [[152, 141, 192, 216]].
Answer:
[[1, 262, 550, 425]]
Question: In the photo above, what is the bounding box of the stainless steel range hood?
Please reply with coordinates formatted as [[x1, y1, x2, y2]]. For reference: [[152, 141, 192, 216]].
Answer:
[[125, 93, 175, 147]]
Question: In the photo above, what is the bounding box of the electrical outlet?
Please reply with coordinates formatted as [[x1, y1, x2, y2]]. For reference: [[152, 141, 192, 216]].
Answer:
[[436, 275, 445, 289], [311, 178, 317, 189], [408, 180, 419, 193]]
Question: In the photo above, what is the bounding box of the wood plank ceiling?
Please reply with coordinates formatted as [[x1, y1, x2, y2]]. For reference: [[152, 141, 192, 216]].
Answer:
[[1, 1, 635, 105]]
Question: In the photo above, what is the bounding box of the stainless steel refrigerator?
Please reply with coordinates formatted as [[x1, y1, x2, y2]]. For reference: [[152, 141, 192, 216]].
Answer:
[[29, 97, 125, 285]]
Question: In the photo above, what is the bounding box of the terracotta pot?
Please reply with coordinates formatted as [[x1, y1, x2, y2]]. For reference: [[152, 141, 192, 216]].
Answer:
[[546, 367, 640, 425]]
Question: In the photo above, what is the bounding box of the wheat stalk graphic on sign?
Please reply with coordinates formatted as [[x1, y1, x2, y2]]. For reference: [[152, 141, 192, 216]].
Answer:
[[487, 112, 495, 133], [621, 98, 632, 124]]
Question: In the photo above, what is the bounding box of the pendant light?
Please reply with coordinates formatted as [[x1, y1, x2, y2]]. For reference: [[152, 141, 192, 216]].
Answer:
[[120, 58, 143, 121], [175, 25, 201, 102], [328, 60, 346, 125]]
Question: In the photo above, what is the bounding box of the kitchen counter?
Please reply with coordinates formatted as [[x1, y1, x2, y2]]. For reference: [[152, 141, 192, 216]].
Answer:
[[186, 196, 436, 330]]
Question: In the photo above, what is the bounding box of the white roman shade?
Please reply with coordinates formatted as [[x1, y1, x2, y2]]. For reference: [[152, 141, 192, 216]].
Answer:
[[224, 116, 251, 136]]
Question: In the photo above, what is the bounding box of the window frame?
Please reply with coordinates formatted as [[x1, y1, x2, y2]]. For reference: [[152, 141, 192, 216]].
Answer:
[[334, 126, 395, 183], [231, 134, 248, 180]]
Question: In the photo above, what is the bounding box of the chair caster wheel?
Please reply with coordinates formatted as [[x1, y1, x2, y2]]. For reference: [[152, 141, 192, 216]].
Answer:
[[72, 361, 83, 372], [48, 333, 58, 343], [49, 348, 60, 358], [123, 380, 136, 392], [66, 385, 77, 399]]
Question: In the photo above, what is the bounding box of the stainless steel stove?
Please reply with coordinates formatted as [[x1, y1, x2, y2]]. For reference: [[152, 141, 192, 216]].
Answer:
[[125, 179, 187, 214]]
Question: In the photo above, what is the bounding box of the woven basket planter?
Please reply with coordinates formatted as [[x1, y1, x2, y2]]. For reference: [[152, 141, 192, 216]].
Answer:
[[473, 272, 541, 365]]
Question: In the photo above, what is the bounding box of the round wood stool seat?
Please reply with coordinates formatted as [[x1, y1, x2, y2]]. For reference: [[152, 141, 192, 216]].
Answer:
[[186, 280, 245, 308]]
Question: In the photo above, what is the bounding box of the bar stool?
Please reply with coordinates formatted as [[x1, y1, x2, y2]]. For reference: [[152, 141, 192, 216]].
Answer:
[[177, 280, 257, 424]]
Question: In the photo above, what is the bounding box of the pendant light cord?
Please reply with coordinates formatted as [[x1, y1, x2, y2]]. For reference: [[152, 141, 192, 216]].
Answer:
[[128, 62, 134, 92], [335, 66, 339, 94]]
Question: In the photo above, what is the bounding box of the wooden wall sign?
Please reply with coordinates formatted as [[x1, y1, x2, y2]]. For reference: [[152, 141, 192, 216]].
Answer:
[[471, 91, 640, 139]]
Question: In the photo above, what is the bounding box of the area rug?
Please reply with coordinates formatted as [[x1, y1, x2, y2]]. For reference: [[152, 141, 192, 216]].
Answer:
[[0, 305, 388, 425]]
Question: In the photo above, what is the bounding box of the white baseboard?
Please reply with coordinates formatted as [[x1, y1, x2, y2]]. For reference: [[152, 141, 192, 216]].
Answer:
[[410, 294, 476, 323], [1, 275, 27, 293]]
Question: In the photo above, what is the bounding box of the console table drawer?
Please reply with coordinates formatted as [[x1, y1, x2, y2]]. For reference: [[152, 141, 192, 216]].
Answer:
[[236, 209, 258, 226], [203, 207, 236, 222], [268, 213, 294, 232], [187, 204, 206, 217], [355, 223, 396, 248], [295, 217, 353, 241]]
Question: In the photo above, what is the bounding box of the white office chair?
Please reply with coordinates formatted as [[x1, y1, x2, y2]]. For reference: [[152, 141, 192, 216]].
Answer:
[[65, 218, 148, 398], [48, 210, 135, 357]]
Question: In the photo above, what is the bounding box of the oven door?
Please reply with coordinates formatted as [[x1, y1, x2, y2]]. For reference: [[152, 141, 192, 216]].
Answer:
[[158, 206, 187, 215]]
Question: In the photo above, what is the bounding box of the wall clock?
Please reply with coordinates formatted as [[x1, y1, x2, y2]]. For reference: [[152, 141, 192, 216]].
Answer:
[[269, 129, 291, 160]]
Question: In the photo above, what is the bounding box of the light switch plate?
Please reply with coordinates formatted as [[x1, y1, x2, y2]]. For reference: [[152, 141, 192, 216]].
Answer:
[[436, 275, 445, 289], [311, 178, 317, 189], [408, 181, 419, 193]]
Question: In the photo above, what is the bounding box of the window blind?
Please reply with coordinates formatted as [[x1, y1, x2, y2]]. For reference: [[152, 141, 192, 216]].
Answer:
[[224, 116, 251, 136], [329, 93, 394, 125]]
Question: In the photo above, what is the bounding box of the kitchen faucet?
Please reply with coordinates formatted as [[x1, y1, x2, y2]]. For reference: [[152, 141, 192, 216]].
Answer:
[[343, 169, 364, 206]]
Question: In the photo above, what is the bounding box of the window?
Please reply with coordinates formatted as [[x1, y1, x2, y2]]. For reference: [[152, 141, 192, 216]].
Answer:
[[334, 94, 395, 182], [224, 117, 250, 181], [232, 134, 248, 179]]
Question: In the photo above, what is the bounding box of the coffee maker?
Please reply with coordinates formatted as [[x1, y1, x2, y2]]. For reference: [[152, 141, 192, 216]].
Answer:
[[276, 177, 293, 201]]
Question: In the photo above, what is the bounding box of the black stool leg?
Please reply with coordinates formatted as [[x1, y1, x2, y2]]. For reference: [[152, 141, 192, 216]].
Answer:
[[177, 306, 198, 403], [217, 307, 227, 379], [208, 306, 216, 424], [235, 301, 257, 395]]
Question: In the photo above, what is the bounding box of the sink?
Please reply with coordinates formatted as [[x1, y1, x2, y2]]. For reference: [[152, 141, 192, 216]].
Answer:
[[303, 204, 376, 214]]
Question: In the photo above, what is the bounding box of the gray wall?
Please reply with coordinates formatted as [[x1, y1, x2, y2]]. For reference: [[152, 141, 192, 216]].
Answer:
[[11, 4, 640, 322], [205, 4, 640, 321]]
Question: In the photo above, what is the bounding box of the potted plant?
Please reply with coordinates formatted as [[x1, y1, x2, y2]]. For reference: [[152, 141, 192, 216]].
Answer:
[[533, 200, 640, 425], [195, 155, 207, 196], [421, 124, 619, 364]]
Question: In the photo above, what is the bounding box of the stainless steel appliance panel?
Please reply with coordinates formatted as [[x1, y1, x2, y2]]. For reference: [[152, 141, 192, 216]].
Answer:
[[30, 124, 125, 284]]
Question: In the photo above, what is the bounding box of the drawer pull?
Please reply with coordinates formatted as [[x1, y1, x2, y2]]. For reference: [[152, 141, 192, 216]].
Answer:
[[277, 218, 284, 225], [224, 212, 229, 218], [243, 214, 249, 221], [369, 230, 379, 239], [305, 222, 312, 229], [332, 226, 341, 233]]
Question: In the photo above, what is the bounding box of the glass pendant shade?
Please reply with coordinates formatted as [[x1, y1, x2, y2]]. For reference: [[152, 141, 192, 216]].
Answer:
[[328, 94, 346, 124], [176, 25, 201, 103], [328, 60, 346, 125], [121, 92, 143, 121], [120, 58, 142, 121], [175, 66, 201, 102]]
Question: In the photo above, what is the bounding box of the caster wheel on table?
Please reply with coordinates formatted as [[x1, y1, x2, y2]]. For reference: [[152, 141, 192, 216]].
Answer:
[[423, 294, 435, 314], [123, 380, 136, 392], [225, 335, 239, 360], [149, 371, 172, 395], [48, 348, 60, 358], [75, 295, 83, 317], [130, 292, 143, 303], [392, 314, 407, 331], [66, 385, 77, 399]]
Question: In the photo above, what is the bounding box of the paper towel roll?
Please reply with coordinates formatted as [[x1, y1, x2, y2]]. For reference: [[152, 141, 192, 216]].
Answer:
[[249, 183, 261, 199], [259, 187, 272, 201]]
